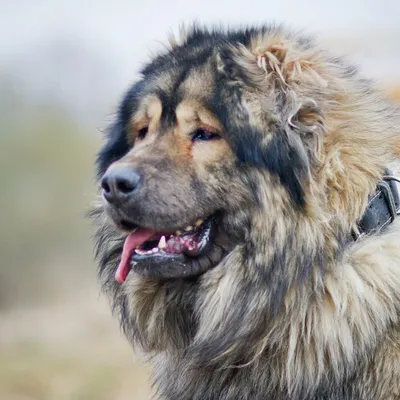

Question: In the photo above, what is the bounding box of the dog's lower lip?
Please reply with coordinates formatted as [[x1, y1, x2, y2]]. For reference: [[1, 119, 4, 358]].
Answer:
[[131, 251, 184, 262]]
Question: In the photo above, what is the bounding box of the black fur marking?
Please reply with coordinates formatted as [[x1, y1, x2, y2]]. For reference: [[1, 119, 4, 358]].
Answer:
[[158, 90, 179, 129], [97, 120, 129, 177], [156, 66, 192, 129], [212, 69, 308, 207], [260, 132, 309, 207], [142, 39, 214, 79], [97, 81, 146, 176]]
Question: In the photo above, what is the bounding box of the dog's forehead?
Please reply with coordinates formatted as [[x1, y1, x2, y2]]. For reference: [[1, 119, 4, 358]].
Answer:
[[152, 61, 215, 101], [129, 61, 217, 128]]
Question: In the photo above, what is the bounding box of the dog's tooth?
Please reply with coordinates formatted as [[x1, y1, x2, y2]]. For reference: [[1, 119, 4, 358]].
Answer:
[[195, 219, 203, 227], [158, 235, 166, 249], [185, 226, 193, 232], [137, 248, 150, 255], [152, 248, 159, 253]]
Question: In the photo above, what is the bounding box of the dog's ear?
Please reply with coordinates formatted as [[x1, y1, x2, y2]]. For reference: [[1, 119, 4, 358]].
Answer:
[[233, 36, 327, 150], [215, 44, 326, 207]]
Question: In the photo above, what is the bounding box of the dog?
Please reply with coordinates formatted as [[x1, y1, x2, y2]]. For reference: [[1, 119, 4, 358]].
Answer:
[[90, 25, 400, 399]]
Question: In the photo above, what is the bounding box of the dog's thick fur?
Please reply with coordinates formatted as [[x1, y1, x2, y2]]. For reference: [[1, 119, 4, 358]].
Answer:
[[91, 25, 400, 399]]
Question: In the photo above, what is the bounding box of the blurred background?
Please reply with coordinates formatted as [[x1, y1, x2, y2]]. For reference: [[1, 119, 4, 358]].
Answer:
[[0, 0, 399, 399]]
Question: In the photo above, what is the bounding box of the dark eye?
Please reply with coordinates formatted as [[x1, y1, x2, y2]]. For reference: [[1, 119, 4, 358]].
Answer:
[[138, 127, 148, 140], [192, 129, 220, 142]]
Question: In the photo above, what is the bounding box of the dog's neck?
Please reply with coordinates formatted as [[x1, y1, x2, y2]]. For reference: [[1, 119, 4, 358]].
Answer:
[[135, 221, 400, 398]]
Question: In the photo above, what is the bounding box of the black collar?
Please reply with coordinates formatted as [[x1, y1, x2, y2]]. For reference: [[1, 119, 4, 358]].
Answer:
[[353, 169, 400, 239]]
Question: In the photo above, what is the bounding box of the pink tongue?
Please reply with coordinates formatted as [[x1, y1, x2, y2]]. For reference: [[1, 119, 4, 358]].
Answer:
[[115, 228, 154, 283]]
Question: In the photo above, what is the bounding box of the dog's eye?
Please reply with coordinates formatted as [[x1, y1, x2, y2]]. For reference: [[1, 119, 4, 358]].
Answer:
[[138, 127, 148, 140], [192, 129, 220, 142]]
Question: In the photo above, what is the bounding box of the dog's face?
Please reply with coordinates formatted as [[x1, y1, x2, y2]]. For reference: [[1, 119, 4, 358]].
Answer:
[[97, 30, 324, 282], [100, 75, 244, 280]]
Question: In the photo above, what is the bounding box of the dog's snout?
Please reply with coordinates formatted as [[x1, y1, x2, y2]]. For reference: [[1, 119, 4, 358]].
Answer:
[[101, 165, 142, 203]]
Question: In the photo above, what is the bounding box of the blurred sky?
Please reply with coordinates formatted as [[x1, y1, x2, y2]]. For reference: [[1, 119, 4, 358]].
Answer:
[[1, 0, 400, 127]]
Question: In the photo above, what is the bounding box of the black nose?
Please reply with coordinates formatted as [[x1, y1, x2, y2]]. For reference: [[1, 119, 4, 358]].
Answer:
[[101, 165, 142, 203]]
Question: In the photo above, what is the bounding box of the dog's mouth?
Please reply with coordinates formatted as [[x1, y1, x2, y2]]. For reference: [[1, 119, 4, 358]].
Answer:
[[115, 216, 221, 282]]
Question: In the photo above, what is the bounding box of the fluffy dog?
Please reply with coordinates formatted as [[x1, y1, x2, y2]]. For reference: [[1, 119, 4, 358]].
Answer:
[[90, 25, 400, 399]]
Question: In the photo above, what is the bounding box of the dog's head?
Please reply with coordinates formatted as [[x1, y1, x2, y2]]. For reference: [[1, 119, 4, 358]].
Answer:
[[96, 27, 338, 281], [98, 63, 243, 280], [91, 26, 400, 368]]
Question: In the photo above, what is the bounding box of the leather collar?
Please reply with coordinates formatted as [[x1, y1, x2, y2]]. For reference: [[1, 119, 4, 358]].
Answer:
[[353, 169, 400, 239]]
